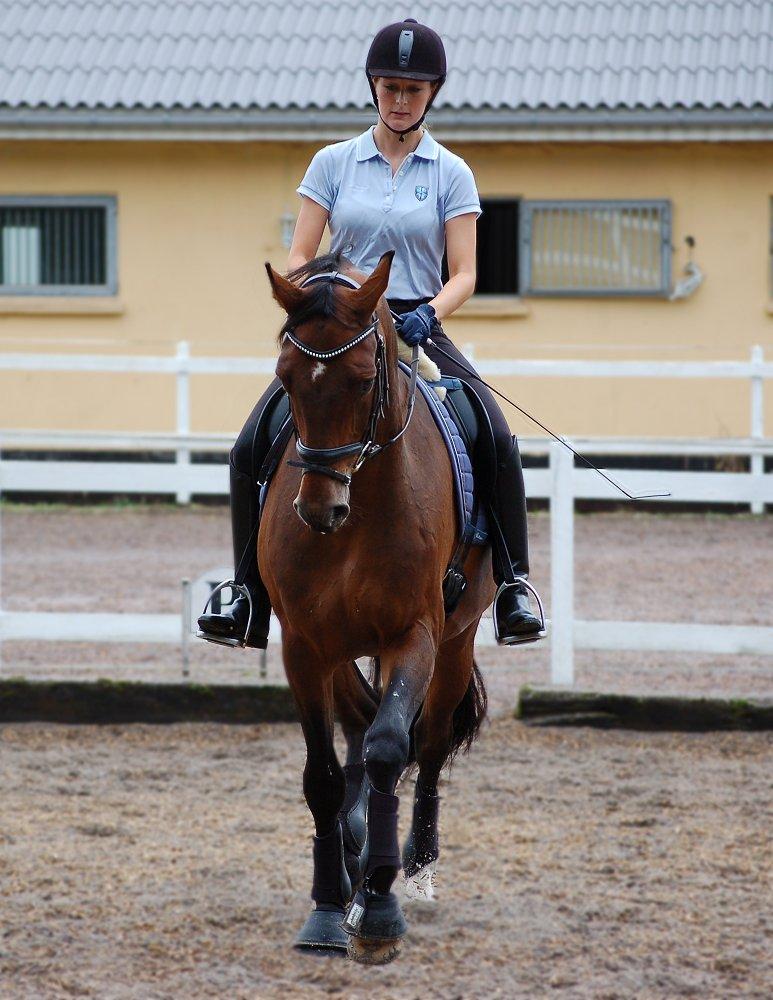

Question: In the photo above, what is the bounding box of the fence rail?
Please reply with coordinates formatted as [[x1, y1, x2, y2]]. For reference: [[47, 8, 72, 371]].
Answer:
[[1, 343, 771, 686]]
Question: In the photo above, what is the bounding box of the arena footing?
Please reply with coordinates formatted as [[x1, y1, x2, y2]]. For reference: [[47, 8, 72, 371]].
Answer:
[[516, 686, 773, 731], [0, 678, 298, 724]]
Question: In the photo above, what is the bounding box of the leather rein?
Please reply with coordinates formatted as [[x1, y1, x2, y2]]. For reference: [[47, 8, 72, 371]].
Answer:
[[282, 271, 420, 486]]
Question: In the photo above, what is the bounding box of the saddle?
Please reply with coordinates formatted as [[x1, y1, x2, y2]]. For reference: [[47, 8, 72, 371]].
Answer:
[[407, 365, 495, 613], [253, 370, 498, 614]]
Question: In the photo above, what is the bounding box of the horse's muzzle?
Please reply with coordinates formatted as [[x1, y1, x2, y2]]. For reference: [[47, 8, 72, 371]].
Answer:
[[293, 496, 350, 533]]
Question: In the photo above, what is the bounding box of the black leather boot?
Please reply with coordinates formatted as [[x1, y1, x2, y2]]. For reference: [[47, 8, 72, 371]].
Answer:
[[197, 462, 271, 649], [491, 437, 546, 646]]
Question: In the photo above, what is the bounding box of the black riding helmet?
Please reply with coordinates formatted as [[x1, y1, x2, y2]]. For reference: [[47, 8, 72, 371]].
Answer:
[[365, 19, 447, 142]]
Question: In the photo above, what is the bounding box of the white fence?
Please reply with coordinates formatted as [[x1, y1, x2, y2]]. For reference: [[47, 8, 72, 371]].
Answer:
[[0, 343, 771, 686]]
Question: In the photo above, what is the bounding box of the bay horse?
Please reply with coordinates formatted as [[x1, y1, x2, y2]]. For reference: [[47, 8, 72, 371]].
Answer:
[[261, 249, 493, 964]]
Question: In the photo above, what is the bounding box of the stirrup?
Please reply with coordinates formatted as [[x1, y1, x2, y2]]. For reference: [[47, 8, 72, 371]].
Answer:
[[195, 580, 253, 649], [492, 578, 547, 646]]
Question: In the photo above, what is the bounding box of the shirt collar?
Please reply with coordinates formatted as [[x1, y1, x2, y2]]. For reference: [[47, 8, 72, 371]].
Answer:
[[356, 126, 440, 162]]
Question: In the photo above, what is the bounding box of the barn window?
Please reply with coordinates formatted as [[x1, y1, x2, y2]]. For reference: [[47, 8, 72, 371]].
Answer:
[[520, 200, 672, 297], [0, 196, 117, 295], [441, 198, 521, 296], [476, 198, 520, 295]]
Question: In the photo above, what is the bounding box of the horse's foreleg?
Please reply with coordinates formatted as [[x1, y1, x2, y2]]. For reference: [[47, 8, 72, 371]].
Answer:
[[343, 622, 437, 964], [284, 636, 350, 954], [332, 662, 378, 889], [404, 622, 478, 902]]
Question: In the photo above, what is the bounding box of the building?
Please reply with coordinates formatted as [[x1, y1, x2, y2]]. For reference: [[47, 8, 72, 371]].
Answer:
[[1, 0, 771, 440]]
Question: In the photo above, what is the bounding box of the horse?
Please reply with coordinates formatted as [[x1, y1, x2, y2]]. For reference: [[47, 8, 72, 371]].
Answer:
[[260, 249, 494, 964]]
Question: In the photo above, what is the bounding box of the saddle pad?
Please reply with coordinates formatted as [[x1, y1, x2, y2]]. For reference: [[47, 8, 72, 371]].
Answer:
[[398, 361, 488, 547]]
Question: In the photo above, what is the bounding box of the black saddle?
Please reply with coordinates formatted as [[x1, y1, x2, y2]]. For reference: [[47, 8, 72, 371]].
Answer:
[[441, 379, 498, 505]]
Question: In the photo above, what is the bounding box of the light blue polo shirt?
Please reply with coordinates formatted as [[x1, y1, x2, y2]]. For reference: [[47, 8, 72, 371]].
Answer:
[[296, 126, 481, 301]]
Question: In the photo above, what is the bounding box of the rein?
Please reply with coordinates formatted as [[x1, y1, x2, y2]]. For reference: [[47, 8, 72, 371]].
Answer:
[[282, 271, 419, 485]]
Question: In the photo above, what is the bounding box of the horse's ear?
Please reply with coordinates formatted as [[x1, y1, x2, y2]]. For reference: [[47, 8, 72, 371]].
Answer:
[[347, 250, 395, 316], [265, 262, 306, 316]]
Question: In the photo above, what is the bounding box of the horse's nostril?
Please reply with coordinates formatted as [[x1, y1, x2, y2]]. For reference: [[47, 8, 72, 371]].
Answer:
[[332, 504, 350, 523]]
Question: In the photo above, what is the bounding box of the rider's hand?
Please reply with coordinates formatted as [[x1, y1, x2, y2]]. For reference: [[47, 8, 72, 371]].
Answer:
[[396, 303, 436, 346]]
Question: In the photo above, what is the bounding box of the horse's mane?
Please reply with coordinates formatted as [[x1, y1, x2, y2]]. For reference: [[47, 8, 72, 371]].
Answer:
[[277, 251, 363, 344]]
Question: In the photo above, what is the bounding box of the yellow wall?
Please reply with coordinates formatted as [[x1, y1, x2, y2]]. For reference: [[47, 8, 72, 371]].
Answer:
[[0, 138, 771, 438]]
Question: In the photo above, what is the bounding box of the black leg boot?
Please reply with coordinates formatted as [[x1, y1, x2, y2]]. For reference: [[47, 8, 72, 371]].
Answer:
[[491, 436, 546, 646], [196, 462, 272, 649]]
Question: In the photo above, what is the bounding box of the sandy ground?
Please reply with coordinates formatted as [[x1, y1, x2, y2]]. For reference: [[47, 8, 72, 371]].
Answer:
[[0, 720, 771, 999], [1, 506, 771, 714], [0, 506, 771, 997]]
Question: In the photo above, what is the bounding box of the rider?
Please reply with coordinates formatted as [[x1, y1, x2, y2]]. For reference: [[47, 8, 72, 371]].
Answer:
[[198, 18, 545, 648]]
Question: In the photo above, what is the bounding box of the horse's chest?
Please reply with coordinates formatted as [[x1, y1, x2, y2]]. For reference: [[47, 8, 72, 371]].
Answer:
[[265, 528, 430, 634]]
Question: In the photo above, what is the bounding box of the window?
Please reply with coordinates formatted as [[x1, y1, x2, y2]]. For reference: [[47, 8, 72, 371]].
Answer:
[[520, 200, 671, 297], [476, 198, 520, 295], [0, 196, 117, 295], [442, 197, 521, 295]]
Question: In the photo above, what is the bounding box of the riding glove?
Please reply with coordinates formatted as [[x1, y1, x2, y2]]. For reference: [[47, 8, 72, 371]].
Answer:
[[396, 303, 436, 346]]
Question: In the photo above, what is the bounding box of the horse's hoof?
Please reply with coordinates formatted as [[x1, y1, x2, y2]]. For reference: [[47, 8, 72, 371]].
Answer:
[[403, 860, 437, 902], [293, 907, 348, 955], [342, 889, 406, 964], [347, 933, 402, 965]]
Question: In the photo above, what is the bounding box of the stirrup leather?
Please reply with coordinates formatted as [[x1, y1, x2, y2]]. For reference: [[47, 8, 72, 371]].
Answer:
[[492, 578, 547, 645], [195, 580, 254, 649]]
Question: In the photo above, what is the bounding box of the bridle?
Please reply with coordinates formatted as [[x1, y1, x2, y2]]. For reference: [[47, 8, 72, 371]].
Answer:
[[282, 271, 420, 486]]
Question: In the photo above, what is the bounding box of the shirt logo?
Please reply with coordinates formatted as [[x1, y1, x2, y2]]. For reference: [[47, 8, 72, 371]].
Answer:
[[415, 185, 428, 201]]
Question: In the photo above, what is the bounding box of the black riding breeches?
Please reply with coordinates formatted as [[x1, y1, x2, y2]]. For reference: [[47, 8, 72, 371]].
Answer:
[[231, 376, 282, 477], [421, 325, 516, 462]]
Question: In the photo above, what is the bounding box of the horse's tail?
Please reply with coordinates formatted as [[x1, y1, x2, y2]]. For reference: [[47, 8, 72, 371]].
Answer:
[[448, 658, 488, 762]]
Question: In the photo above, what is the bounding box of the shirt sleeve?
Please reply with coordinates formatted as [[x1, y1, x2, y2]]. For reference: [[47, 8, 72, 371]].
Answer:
[[296, 146, 336, 212], [443, 158, 482, 223]]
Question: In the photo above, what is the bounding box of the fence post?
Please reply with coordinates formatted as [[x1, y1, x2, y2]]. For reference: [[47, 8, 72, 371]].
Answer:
[[550, 441, 574, 685], [175, 340, 191, 504], [750, 345, 764, 515]]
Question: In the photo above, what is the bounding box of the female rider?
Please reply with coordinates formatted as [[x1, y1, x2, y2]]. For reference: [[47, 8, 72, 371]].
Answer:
[[198, 18, 544, 648]]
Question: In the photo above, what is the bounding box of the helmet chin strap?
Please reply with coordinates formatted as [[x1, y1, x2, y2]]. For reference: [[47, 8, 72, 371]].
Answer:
[[376, 108, 426, 142]]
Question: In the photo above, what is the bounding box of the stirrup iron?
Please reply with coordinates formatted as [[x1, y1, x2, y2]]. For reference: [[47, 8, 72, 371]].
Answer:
[[492, 578, 547, 645], [195, 580, 254, 649]]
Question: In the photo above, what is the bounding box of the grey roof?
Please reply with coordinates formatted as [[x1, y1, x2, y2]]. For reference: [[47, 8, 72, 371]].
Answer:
[[1, 0, 771, 116]]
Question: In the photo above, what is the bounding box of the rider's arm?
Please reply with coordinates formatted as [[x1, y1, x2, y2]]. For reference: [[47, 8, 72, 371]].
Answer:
[[286, 196, 329, 272], [428, 212, 477, 321]]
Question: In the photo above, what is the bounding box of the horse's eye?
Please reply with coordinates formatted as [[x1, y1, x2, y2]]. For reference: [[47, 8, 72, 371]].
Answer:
[[360, 378, 375, 395]]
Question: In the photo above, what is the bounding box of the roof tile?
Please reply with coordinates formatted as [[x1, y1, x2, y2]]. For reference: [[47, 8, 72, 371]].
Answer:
[[0, 0, 771, 113]]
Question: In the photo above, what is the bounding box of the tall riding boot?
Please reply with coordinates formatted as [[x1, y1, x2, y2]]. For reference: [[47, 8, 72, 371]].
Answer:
[[491, 436, 546, 645], [196, 462, 272, 648]]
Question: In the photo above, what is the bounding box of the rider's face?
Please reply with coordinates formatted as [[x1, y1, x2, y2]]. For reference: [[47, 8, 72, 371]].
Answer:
[[373, 77, 436, 129]]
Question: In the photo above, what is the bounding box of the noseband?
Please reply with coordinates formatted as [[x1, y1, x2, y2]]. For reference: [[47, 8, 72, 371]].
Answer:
[[282, 271, 419, 485]]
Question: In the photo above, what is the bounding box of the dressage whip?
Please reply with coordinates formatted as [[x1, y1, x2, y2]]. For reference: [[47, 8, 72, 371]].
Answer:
[[419, 332, 671, 502]]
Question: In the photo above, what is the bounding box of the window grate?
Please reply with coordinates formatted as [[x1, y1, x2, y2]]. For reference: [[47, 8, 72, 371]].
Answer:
[[0, 197, 116, 295], [521, 200, 671, 297]]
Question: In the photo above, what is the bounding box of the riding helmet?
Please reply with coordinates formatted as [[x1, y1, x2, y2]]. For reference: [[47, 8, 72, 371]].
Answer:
[[365, 19, 447, 140]]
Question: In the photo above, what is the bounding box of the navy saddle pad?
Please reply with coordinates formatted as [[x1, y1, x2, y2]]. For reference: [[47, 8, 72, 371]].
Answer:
[[398, 361, 488, 547]]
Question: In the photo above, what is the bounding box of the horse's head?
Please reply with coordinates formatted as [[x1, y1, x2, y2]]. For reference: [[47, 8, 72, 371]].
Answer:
[[265, 251, 394, 534]]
